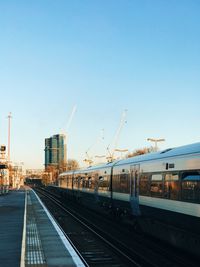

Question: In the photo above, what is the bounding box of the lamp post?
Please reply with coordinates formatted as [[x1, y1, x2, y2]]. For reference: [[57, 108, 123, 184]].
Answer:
[[7, 112, 12, 162], [115, 148, 128, 159], [83, 159, 93, 167], [147, 138, 165, 152]]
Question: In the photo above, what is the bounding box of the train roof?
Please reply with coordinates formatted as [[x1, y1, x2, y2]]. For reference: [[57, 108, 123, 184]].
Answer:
[[84, 161, 119, 171], [59, 142, 200, 176], [115, 142, 200, 166], [59, 161, 118, 177]]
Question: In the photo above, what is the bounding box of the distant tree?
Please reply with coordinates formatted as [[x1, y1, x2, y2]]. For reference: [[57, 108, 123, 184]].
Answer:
[[45, 164, 58, 184], [66, 159, 79, 170], [127, 147, 154, 158], [58, 161, 67, 173]]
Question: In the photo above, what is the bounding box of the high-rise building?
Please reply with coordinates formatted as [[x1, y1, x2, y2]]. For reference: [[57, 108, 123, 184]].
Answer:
[[44, 134, 66, 169]]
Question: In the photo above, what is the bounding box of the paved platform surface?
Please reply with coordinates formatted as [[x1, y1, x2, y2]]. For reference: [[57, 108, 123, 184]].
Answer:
[[0, 190, 25, 267], [0, 189, 85, 267]]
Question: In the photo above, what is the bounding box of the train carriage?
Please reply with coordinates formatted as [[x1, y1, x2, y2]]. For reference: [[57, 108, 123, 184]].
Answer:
[[56, 142, 200, 256]]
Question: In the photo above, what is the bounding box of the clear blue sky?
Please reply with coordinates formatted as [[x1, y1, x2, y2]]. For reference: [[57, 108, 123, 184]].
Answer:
[[0, 0, 200, 169]]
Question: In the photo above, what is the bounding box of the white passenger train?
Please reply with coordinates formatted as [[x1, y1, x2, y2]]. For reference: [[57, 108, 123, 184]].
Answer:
[[56, 142, 200, 256]]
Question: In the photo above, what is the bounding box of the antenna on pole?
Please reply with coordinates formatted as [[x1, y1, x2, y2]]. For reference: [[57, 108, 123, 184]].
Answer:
[[7, 112, 12, 162]]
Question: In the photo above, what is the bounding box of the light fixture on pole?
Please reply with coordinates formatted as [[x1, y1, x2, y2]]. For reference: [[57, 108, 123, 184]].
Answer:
[[115, 148, 128, 159], [7, 112, 12, 162], [147, 138, 165, 152]]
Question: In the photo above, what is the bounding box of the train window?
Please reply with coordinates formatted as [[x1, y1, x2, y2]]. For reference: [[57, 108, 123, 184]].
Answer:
[[150, 173, 163, 197], [139, 173, 150, 196], [164, 173, 180, 200], [182, 171, 200, 203]]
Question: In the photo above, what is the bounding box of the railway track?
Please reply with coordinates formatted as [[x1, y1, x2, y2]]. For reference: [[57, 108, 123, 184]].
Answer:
[[34, 187, 199, 267]]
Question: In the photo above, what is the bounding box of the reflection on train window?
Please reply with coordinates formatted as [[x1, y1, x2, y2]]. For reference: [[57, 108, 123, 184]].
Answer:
[[139, 173, 150, 196], [60, 177, 67, 188], [88, 176, 95, 189], [150, 174, 163, 197], [98, 175, 109, 192], [82, 175, 92, 189], [119, 173, 129, 193], [80, 177, 84, 187], [112, 174, 120, 192], [165, 173, 179, 181], [99, 176, 104, 181], [68, 175, 73, 189], [182, 171, 200, 203], [164, 173, 180, 200], [152, 174, 162, 181], [82, 176, 87, 188], [87, 177, 92, 188], [73, 177, 79, 189], [182, 171, 200, 181], [112, 172, 130, 193], [77, 176, 82, 188], [66, 176, 69, 188]]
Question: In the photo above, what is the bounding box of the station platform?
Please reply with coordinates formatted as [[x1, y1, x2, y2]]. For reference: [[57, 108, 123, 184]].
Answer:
[[0, 189, 85, 267]]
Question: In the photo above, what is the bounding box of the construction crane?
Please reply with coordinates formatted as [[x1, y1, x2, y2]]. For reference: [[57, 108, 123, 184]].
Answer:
[[60, 105, 77, 137], [107, 109, 127, 162], [84, 129, 104, 166], [60, 105, 77, 168], [65, 105, 77, 133]]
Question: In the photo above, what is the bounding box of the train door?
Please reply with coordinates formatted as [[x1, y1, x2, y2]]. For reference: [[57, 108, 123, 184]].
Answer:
[[130, 164, 141, 216]]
